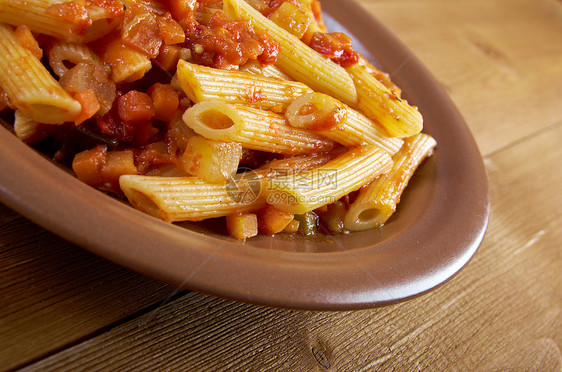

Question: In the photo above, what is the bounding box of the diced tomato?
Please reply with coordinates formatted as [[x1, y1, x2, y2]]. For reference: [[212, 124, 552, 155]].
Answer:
[[134, 142, 179, 175], [121, 6, 162, 58], [157, 12, 186, 45], [185, 11, 279, 68], [309, 32, 359, 67], [117, 90, 155, 123], [46, 2, 92, 33], [86, 0, 124, 17], [97, 109, 127, 141], [97, 93, 157, 146], [170, 0, 198, 21], [73, 89, 101, 125], [134, 122, 158, 145], [148, 83, 179, 122]]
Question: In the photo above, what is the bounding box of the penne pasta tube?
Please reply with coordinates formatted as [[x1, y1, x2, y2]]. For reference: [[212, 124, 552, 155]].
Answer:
[[344, 133, 437, 231], [285, 92, 404, 155], [13, 110, 39, 142], [0, 24, 81, 124], [103, 38, 152, 83], [176, 60, 311, 111], [182, 100, 334, 155], [264, 145, 393, 214], [119, 174, 266, 222], [222, 0, 358, 106], [256, 151, 337, 177], [120, 151, 338, 223], [0, 0, 121, 43], [239, 60, 292, 80], [356, 55, 402, 98], [346, 63, 423, 138]]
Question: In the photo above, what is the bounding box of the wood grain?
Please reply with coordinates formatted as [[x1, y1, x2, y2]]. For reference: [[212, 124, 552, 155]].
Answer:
[[1, 0, 561, 370], [0, 208, 178, 371], [19, 123, 562, 371], [357, 0, 562, 156]]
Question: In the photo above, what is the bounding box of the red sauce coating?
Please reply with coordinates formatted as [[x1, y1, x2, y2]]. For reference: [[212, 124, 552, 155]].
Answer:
[[184, 11, 280, 69], [87, 0, 124, 17], [46, 2, 92, 33], [97, 91, 157, 145], [262, 0, 301, 17], [310, 107, 346, 132], [309, 32, 359, 67]]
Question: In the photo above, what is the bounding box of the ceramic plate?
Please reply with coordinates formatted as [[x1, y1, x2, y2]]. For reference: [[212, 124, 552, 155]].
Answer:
[[0, 0, 490, 310]]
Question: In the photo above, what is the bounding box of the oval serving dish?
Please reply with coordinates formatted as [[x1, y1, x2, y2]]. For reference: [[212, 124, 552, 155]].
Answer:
[[0, 0, 490, 310]]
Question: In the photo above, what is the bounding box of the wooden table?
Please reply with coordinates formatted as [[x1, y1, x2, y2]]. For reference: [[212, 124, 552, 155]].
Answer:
[[2, 0, 561, 370]]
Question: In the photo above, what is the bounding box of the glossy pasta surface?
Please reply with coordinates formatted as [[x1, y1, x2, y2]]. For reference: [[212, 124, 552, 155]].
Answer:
[[0, 0, 433, 240]]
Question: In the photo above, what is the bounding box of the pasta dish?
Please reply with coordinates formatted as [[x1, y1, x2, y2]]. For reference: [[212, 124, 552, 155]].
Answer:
[[0, 0, 436, 240]]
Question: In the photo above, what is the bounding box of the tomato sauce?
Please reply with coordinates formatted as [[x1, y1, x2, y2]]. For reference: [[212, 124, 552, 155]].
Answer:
[[46, 1, 92, 33], [309, 32, 359, 67], [184, 11, 279, 69]]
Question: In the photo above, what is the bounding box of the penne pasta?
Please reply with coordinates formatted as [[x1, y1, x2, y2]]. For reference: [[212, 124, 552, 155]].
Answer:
[[120, 150, 338, 223], [13, 110, 40, 142], [344, 133, 437, 231], [3, 0, 435, 240], [119, 174, 266, 222], [0, 23, 81, 124], [346, 63, 423, 138], [264, 145, 393, 214], [0, 0, 122, 43], [103, 38, 152, 83], [182, 100, 334, 155], [176, 60, 312, 111], [239, 60, 292, 80], [285, 92, 404, 155], [222, 0, 358, 106]]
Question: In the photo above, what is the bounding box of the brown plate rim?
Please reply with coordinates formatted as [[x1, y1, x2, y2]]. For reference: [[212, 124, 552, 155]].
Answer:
[[0, 0, 490, 310]]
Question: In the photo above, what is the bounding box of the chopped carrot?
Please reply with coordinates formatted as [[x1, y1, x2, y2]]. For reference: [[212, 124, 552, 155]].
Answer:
[[258, 204, 294, 234], [121, 6, 162, 58], [73, 89, 101, 125], [72, 145, 106, 186], [117, 90, 155, 122], [148, 83, 179, 122]]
